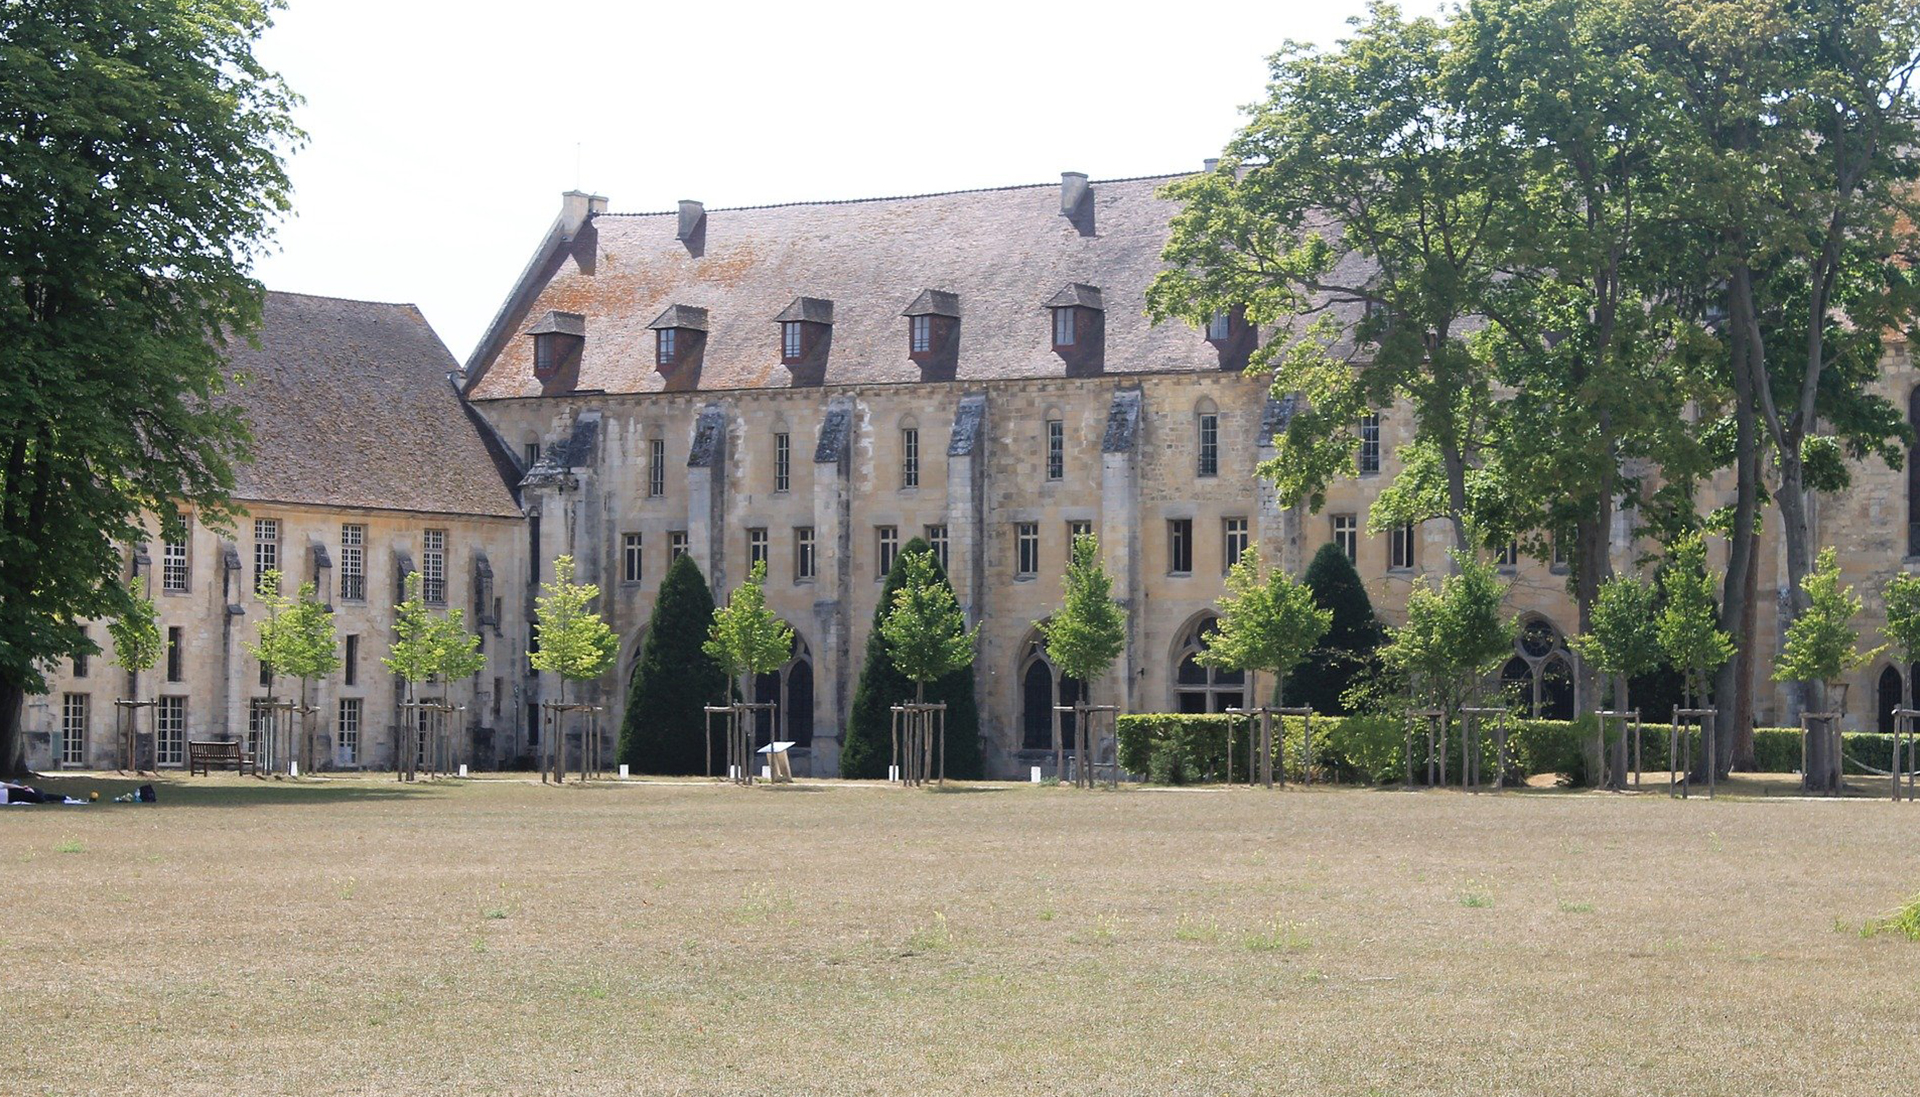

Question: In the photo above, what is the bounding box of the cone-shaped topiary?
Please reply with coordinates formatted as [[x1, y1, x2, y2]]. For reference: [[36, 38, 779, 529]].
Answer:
[[842, 538, 982, 779], [1283, 542, 1384, 714], [620, 553, 728, 775]]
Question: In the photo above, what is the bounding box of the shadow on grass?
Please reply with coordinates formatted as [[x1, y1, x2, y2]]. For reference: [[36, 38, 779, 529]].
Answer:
[[25, 773, 446, 808]]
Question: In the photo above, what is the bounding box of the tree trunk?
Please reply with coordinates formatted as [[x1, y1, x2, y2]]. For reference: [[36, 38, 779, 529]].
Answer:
[[1711, 274, 1763, 779], [0, 674, 28, 778]]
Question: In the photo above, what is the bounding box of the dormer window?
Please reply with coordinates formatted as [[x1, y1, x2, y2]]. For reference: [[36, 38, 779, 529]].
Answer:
[[527, 310, 585, 378], [774, 297, 833, 377], [1053, 307, 1077, 347], [902, 290, 960, 376], [1207, 311, 1232, 341], [1044, 284, 1104, 373], [646, 304, 707, 374]]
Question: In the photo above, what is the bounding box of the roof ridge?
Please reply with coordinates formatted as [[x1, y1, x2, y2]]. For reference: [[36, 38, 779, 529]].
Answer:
[[266, 288, 420, 310], [595, 172, 1193, 218]]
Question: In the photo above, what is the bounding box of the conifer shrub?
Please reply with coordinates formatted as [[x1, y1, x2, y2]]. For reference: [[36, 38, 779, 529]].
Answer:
[[1283, 543, 1384, 714], [619, 554, 728, 775], [842, 539, 981, 779]]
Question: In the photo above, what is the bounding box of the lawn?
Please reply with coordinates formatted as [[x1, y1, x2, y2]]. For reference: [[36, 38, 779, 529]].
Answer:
[[6, 773, 1919, 1096]]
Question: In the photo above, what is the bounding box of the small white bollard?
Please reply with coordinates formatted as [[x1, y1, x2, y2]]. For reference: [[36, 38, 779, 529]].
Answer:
[[729, 765, 740, 780], [1031, 766, 1042, 783], [618, 763, 629, 779], [888, 765, 900, 782], [289, 761, 299, 778], [458, 763, 469, 778], [760, 764, 771, 780]]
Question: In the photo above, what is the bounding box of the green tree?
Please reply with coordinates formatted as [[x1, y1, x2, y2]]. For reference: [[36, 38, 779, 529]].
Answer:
[[1039, 533, 1129, 775], [1380, 545, 1515, 738], [1042, 533, 1128, 692], [879, 549, 980, 705], [530, 555, 618, 704], [252, 572, 340, 772], [384, 571, 441, 707], [1199, 547, 1331, 707], [1571, 575, 1664, 713], [843, 539, 982, 780], [0, 2, 301, 775], [1655, 534, 1735, 713], [704, 560, 795, 703], [1775, 548, 1884, 793], [1640, 0, 1920, 771], [1283, 543, 1383, 715], [107, 576, 163, 682], [620, 553, 728, 776], [1882, 572, 1920, 712]]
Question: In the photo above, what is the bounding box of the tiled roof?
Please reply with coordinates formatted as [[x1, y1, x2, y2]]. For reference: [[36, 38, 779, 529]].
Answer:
[[226, 291, 523, 518], [465, 174, 1256, 398]]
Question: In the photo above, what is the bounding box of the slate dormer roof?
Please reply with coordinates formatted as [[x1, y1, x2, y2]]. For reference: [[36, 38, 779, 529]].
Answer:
[[466, 173, 1293, 398], [647, 304, 709, 331], [903, 289, 961, 318], [1045, 283, 1105, 311], [226, 291, 523, 519], [774, 297, 835, 325]]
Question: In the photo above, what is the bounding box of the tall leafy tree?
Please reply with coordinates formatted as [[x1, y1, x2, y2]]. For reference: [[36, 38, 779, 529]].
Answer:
[[0, 1, 301, 775], [1642, 0, 1920, 768], [1774, 548, 1884, 792], [1149, 3, 1516, 552], [1199, 547, 1331, 707], [620, 553, 727, 776], [844, 540, 981, 780], [1283, 542, 1383, 715]]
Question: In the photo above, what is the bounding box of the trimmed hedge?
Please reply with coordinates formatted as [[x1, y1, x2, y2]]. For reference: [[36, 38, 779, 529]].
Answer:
[[1116, 712, 1907, 785]]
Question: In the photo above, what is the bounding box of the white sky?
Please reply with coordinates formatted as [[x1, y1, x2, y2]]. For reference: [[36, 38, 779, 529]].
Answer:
[[249, 0, 1381, 362]]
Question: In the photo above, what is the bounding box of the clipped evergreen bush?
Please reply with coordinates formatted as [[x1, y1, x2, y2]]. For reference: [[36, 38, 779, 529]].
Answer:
[[842, 539, 982, 780], [619, 554, 728, 775], [1283, 543, 1384, 714]]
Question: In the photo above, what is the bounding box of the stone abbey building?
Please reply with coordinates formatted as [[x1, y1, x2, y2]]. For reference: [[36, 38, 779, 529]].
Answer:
[[22, 171, 1920, 774]]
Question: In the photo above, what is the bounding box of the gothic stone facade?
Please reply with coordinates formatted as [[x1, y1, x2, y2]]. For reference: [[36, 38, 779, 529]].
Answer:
[[26, 175, 1920, 774], [461, 174, 1920, 777]]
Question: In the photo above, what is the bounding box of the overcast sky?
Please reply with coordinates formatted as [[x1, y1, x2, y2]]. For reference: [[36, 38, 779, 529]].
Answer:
[[249, 0, 1382, 362]]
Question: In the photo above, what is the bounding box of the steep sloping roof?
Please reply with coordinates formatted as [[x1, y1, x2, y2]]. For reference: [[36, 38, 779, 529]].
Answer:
[[226, 291, 523, 518], [465, 174, 1249, 398]]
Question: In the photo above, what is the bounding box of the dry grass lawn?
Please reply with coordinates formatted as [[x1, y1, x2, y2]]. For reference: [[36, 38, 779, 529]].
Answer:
[[6, 772, 1919, 1096]]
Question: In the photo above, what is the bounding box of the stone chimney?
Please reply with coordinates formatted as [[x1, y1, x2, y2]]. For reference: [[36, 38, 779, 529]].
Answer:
[[678, 200, 705, 241], [1203, 158, 1220, 173], [1060, 172, 1090, 216], [559, 190, 607, 236], [1060, 172, 1094, 237]]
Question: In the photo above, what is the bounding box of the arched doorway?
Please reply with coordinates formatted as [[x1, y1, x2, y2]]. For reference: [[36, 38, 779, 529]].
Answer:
[[1018, 633, 1084, 752], [1540, 655, 1575, 720], [751, 632, 814, 751], [1172, 614, 1244, 712], [1878, 665, 1904, 735]]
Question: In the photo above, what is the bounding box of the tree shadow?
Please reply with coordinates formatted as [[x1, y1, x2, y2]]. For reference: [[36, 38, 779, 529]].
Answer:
[[25, 773, 447, 808]]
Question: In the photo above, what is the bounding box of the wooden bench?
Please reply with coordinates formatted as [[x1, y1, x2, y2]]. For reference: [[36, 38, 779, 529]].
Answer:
[[187, 739, 255, 777]]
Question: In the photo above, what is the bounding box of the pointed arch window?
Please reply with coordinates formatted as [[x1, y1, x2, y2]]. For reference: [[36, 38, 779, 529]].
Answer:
[[1172, 615, 1244, 713]]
